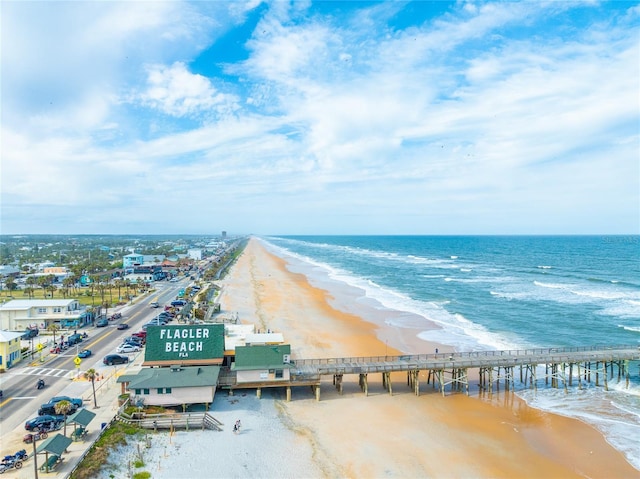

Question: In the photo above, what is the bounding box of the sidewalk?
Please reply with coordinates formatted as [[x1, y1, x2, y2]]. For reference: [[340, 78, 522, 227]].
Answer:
[[4, 355, 143, 479], [2, 299, 145, 479]]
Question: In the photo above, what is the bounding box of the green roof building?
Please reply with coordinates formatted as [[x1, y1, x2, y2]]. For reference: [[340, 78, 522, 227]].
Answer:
[[118, 365, 220, 407]]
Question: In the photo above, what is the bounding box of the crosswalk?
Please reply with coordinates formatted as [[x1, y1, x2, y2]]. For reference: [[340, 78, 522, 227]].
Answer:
[[9, 367, 76, 379]]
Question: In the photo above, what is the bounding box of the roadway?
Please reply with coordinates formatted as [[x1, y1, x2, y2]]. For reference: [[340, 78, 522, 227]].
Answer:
[[0, 276, 192, 437]]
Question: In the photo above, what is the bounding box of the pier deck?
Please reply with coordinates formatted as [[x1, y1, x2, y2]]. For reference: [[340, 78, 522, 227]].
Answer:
[[219, 345, 640, 400]]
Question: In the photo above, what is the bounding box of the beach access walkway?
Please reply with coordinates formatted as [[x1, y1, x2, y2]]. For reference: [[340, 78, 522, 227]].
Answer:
[[221, 344, 640, 400]]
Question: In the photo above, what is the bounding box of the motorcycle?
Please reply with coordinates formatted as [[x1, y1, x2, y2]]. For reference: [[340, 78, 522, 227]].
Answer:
[[23, 431, 48, 444], [2, 451, 27, 464], [36, 379, 45, 390], [0, 451, 26, 474]]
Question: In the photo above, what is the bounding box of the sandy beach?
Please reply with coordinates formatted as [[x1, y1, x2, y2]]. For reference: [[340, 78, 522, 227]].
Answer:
[[102, 237, 639, 478]]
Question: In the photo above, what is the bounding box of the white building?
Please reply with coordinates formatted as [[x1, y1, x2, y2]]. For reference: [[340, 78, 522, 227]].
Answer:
[[0, 299, 87, 331], [187, 249, 202, 261]]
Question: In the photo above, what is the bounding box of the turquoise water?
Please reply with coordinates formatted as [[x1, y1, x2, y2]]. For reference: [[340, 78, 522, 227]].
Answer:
[[260, 235, 640, 469]]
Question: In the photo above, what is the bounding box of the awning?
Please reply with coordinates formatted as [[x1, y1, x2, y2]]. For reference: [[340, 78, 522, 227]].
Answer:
[[65, 408, 97, 427], [36, 433, 73, 456]]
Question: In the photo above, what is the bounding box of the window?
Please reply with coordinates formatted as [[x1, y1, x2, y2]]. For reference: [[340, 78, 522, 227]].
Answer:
[[157, 388, 164, 394], [53, 307, 62, 313], [166, 388, 172, 393], [275, 369, 283, 379], [135, 389, 141, 395], [143, 389, 150, 395], [37, 308, 46, 314]]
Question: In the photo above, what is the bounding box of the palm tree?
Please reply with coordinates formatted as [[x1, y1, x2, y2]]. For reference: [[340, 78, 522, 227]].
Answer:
[[23, 286, 35, 299], [63, 276, 75, 297], [4, 277, 17, 295], [47, 323, 60, 346], [37, 276, 48, 298], [85, 369, 98, 408], [54, 400, 73, 437], [114, 278, 125, 302]]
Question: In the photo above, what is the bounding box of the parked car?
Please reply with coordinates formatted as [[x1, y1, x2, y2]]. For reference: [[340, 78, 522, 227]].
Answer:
[[49, 396, 83, 408], [132, 331, 147, 339], [96, 318, 109, 327], [171, 300, 186, 307], [21, 328, 39, 339], [117, 323, 129, 330], [77, 349, 92, 358], [24, 415, 63, 432], [116, 344, 140, 354], [38, 401, 78, 416], [103, 354, 129, 365]]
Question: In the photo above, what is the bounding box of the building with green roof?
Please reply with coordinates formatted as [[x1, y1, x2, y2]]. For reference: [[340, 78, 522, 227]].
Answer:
[[118, 365, 220, 407]]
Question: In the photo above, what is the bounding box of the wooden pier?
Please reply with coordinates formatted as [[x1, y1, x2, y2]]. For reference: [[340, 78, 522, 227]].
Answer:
[[218, 345, 640, 400]]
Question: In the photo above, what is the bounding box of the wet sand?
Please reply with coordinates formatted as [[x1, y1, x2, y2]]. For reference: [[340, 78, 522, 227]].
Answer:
[[217, 237, 639, 478]]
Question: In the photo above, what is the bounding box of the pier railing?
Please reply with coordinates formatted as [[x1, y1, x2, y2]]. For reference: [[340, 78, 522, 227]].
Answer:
[[290, 344, 640, 374]]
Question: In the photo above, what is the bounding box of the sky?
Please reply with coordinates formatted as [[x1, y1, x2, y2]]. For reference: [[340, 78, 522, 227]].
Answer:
[[1, 1, 639, 236]]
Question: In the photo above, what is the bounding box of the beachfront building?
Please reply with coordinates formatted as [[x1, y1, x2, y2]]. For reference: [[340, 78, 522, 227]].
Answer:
[[118, 366, 220, 408], [232, 344, 293, 384], [0, 330, 25, 370], [0, 299, 90, 331]]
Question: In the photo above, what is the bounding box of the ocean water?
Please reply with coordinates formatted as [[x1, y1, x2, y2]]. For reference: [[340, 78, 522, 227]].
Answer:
[[258, 235, 640, 470]]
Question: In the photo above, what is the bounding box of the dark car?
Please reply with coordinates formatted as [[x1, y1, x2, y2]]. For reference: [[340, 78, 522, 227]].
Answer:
[[96, 318, 109, 327], [21, 328, 39, 339], [38, 402, 78, 416], [103, 354, 129, 366], [49, 396, 83, 408], [25, 415, 63, 431], [117, 323, 129, 330], [171, 300, 186, 307], [67, 333, 83, 345]]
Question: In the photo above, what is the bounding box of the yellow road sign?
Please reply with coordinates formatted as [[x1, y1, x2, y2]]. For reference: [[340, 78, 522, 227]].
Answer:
[[36, 343, 44, 351], [74, 357, 82, 366]]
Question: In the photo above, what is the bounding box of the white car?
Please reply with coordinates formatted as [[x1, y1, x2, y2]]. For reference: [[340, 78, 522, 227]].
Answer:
[[116, 344, 140, 354]]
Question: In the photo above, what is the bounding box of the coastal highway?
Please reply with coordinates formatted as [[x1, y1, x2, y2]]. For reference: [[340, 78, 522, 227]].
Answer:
[[0, 277, 191, 434]]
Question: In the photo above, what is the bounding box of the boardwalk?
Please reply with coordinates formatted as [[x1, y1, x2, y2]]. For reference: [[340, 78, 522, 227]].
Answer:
[[221, 345, 640, 400]]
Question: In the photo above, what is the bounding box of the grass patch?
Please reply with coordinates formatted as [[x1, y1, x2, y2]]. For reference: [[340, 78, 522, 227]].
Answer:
[[69, 421, 144, 479], [133, 472, 151, 479]]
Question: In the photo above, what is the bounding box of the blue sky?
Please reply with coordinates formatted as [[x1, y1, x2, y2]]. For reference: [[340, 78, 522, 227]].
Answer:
[[1, 1, 638, 235]]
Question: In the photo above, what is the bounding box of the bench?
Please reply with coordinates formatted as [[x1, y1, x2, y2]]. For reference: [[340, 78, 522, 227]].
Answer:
[[40, 455, 62, 471], [71, 427, 87, 441]]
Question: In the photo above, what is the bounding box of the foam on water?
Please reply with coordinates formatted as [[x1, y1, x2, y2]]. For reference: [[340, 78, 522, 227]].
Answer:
[[518, 385, 640, 471], [261, 235, 640, 470]]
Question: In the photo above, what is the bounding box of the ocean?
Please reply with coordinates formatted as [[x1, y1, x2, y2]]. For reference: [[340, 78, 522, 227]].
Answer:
[[258, 235, 640, 470]]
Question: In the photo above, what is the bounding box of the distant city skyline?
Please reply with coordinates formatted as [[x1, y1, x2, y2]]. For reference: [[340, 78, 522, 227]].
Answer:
[[2, 1, 638, 235]]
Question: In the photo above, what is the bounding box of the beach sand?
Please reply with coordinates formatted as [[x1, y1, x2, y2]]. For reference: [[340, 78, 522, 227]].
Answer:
[[215, 238, 638, 479], [100, 237, 639, 478]]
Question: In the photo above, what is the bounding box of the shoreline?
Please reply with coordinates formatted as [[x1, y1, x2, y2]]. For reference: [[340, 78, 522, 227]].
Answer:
[[219, 237, 638, 478]]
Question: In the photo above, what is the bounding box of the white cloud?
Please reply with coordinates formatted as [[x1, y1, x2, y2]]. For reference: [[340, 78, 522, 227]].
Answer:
[[1, 1, 637, 235], [137, 62, 240, 118]]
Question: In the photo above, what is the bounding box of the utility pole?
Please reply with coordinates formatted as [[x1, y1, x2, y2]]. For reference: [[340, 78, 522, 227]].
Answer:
[[32, 434, 39, 479]]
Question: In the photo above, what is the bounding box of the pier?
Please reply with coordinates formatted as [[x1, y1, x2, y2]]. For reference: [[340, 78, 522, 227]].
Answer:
[[219, 345, 640, 400]]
